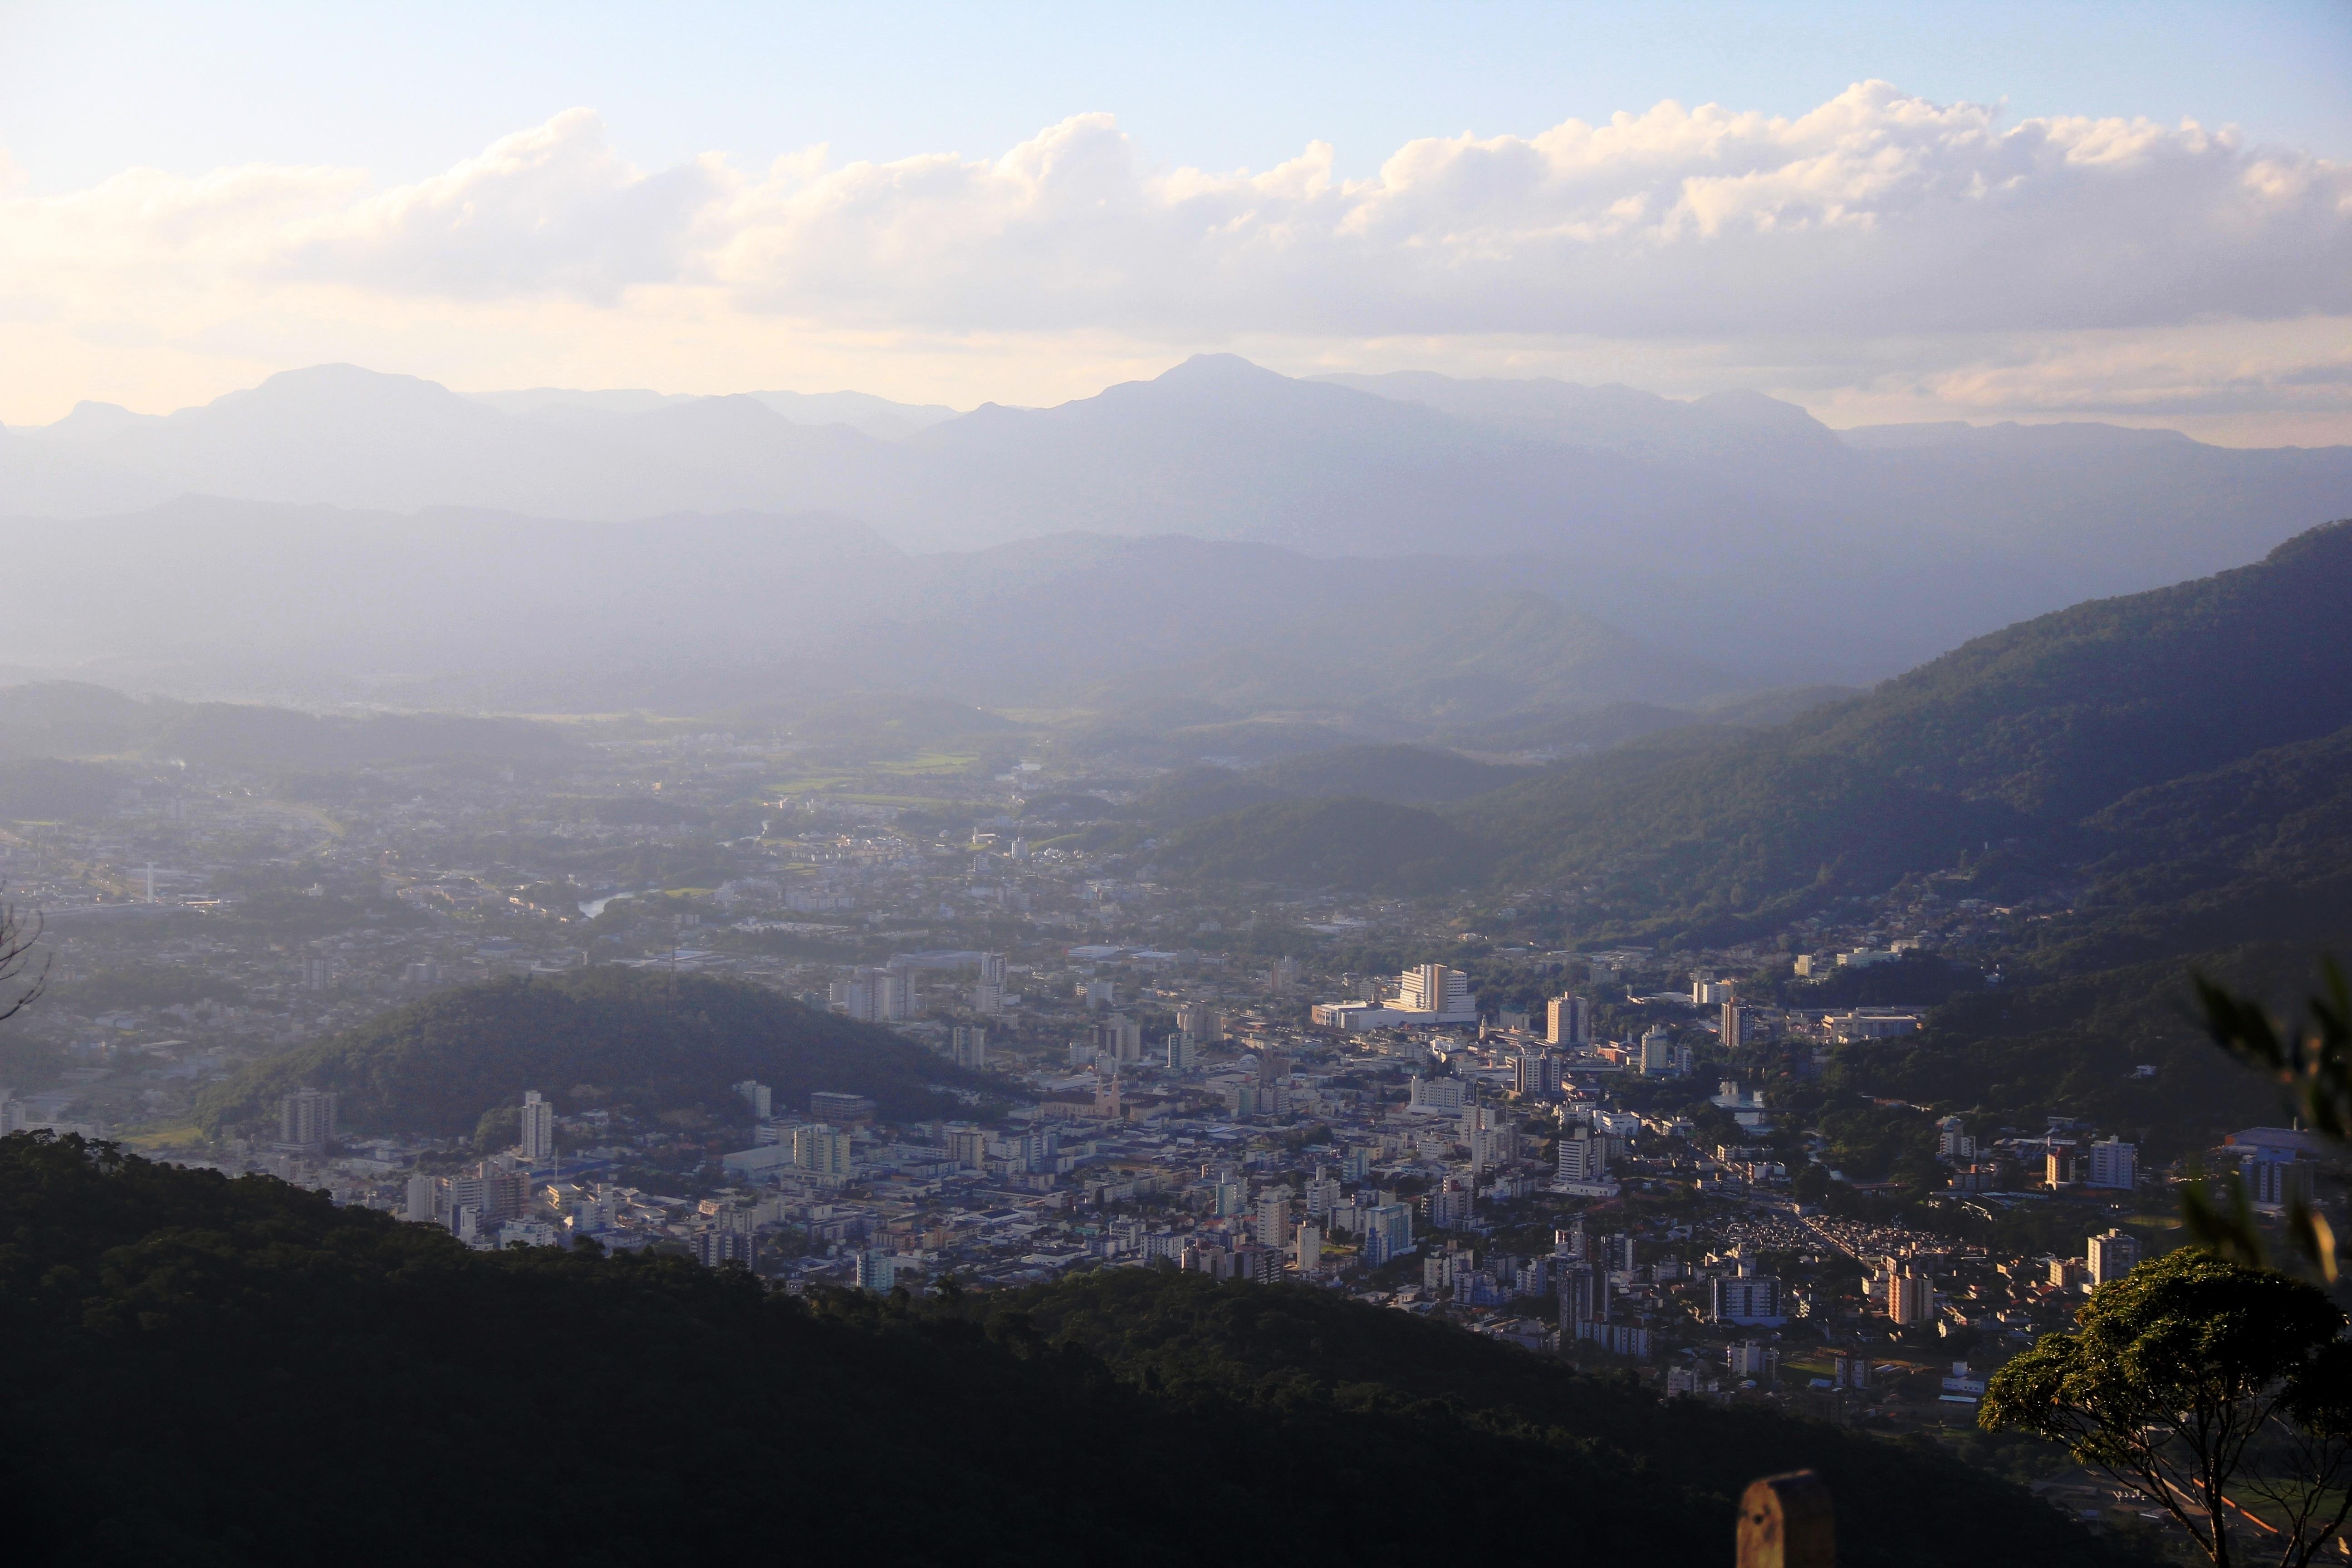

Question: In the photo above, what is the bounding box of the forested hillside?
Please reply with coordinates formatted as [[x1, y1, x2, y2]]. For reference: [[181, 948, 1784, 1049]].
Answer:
[[0, 681, 571, 769], [196, 970, 986, 1137], [0, 1134, 2127, 1568], [1450, 519, 2352, 942]]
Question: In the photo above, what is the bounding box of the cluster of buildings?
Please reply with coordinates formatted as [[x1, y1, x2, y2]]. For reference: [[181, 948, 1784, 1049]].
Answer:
[[0, 718, 2316, 1465]]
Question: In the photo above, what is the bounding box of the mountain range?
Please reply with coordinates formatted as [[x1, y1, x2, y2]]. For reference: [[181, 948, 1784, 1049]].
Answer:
[[1147, 521, 2352, 959], [8, 357, 2347, 689]]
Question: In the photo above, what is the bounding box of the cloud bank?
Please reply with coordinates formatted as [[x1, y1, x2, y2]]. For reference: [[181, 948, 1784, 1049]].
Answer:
[[4, 83, 2348, 439]]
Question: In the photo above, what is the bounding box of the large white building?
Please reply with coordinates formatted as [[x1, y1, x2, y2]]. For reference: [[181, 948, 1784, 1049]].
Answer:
[[2086, 1137, 2136, 1190], [1557, 1128, 1608, 1183], [1396, 964, 1478, 1023], [1312, 963, 1480, 1032], [1407, 1076, 1469, 1113], [518, 1090, 555, 1163]]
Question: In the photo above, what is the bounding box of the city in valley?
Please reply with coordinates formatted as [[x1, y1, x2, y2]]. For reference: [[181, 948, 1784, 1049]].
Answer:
[[4, 721, 2294, 1484], [5, 10, 2348, 1562]]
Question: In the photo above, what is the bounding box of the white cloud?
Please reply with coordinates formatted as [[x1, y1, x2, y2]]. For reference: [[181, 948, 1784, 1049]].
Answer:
[[701, 82, 2352, 337], [1, 83, 2347, 438], [275, 109, 728, 303]]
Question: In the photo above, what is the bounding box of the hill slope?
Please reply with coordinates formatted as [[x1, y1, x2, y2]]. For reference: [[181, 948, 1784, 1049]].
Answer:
[[1452, 520, 2352, 940], [196, 970, 982, 1137], [1152, 796, 1494, 893], [0, 1133, 2125, 1568], [0, 681, 573, 770]]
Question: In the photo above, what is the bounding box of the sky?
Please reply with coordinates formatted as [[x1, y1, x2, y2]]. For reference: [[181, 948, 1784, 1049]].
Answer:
[[2, 0, 2348, 442]]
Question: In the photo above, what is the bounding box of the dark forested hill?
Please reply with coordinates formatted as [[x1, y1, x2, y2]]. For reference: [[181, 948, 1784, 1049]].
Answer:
[[0, 1133, 2125, 1568], [1152, 796, 1495, 893], [0, 680, 572, 772], [196, 969, 982, 1137], [1450, 520, 2352, 941]]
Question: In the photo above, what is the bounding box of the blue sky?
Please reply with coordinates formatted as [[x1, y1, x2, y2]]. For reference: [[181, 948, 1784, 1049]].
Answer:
[[1, 1, 2346, 441]]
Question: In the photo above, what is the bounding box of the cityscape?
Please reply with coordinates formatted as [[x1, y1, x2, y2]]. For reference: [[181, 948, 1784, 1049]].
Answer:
[[3, 5, 2348, 1564]]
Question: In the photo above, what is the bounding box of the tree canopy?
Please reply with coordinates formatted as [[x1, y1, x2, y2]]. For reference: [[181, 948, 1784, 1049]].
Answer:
[[1983, 1249, 2352, 1568]]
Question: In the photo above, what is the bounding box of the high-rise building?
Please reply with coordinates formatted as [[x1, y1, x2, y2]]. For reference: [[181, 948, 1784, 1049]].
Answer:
[[404, 1172, 437, 1223], [1093, 1014, 1142, 1065], [1362, 1202, 1414, 1266], [1557, 1128, 1608, 1184], [810, 1092, 876, 1125], [1637, 1026, 1677, 1075], [2086, 1137, 2137, 1190], [1427, 1177, 1473, 1230], [1254, 1188, 1293, 1248], [951, 1026, 989, 1070], [1546, 994, 1590, 1047], [1396, 964, 1477, 1023], [1710, 1274, 1784, 1324], [1165, 1031, 1197, 1073], [793, 1125, 854, 1180], [828, 975, 875, 1021], [1559, 1261, 1606, 1324], [1175, 1001, 1221, 1042], [1887, 1265, 1933, 1326], [518, 1090, 555, 1163], [1294, 1223, 1322, 1273], [979, 952, 1007, 986], [874, 970, 911, 1023], [695, 1228, 758, 1269], [734, 1080, 772, 1120], [1936, 1115, 1976, 1160], [1304, 1171, 1344, 1220], [1721, 1000, 1751, 1049], [278, 1088, 337, 1153], [1514, 1051, 1563, 1097], [2087, 1228, 2141, 1286]]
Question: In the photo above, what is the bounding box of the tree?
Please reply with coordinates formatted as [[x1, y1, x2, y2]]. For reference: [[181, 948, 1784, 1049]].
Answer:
[[0, 885, 45, 1023], [1981, 1249, 2352, 1568], [2187, 958, 2351, 1280]]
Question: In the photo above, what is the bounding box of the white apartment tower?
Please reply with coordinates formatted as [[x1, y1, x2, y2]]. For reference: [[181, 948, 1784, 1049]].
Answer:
[[2087, 1137, 2137, 1191], [518, 1090, 555, 1163]]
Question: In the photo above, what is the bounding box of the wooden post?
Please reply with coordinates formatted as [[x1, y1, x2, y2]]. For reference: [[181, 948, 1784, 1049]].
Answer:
[[1738, 1470, 1834, 1568]]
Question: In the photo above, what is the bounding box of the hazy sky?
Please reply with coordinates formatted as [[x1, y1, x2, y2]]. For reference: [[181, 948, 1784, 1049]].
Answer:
[[3, 0, 2348, 442]]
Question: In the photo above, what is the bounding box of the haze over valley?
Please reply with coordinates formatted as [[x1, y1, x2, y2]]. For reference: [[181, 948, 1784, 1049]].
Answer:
[[4, 6, 2351, 1564]]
